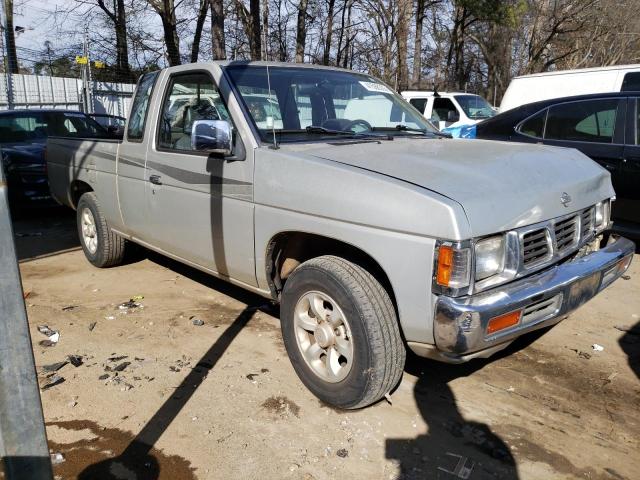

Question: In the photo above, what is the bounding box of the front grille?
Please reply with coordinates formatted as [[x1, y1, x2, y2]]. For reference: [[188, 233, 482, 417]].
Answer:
[[554, 216, 578, 253], [580, 208, 594, 238], [522, 229, 550, 267]]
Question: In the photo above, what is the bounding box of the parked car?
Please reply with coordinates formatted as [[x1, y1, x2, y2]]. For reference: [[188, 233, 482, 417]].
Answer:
[[0, 109, 113, 212], [47, 62, 634, 409], [88, 113, 126, 136], [500, 64, 640, 112], [475, 92, 640, 237], [401, 90, 496, 131]]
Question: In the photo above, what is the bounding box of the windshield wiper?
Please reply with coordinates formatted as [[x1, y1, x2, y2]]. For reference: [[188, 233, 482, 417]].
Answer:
[[372, 125, 451, 138], [305, 125, 391, 140]]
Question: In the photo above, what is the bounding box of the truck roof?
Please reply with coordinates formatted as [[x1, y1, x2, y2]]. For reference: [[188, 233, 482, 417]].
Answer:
[[401, 91, 477, 97], [168, 60, 358, 74]]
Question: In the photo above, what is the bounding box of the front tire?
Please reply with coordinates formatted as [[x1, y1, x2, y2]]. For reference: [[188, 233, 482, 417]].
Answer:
[[77, 192, 126, 268], [281, 255, 405, 409]]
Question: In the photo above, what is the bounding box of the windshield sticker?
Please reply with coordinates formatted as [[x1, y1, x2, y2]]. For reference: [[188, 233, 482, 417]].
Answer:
[[358, 81, 393, 95]]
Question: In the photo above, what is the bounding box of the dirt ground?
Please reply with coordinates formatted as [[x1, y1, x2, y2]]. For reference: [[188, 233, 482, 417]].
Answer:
[[6, 208, 640, 480]]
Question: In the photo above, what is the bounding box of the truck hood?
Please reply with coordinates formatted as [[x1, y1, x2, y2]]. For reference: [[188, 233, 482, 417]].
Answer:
[[285, 137, 614, 238]]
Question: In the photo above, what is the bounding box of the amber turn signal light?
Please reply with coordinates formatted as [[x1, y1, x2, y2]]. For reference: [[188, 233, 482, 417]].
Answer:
[[436, 245, 454, 286], [487, 310, 522, 335]]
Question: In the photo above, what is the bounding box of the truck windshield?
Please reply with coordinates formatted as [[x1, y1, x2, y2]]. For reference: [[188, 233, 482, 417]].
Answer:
[[454, 95, 496, 120], [225, 65, 438, 143]]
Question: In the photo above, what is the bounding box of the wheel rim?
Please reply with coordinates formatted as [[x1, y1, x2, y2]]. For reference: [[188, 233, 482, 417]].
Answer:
[[293, 291, 354, 383], [81, 207, 98, 254]]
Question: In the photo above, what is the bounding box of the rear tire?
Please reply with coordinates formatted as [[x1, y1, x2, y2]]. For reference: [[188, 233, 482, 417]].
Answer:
[[77, 192, 126, 268], [281, 255, 405, 409]]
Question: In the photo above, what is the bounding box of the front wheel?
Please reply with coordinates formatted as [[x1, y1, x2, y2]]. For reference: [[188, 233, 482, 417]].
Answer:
[[281, 255, 405, 409]]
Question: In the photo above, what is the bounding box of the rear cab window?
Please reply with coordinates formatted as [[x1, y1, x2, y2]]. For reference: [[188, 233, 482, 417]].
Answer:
[[432, 98, 458, 123], [408, 98, 428, 115], [621, 72, 640, 92], [127, 71, 159, 142]]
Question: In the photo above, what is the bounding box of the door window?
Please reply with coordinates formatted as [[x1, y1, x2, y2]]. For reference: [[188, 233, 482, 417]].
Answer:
[[636, 99, 640, 145], [0, 113, 47, 142], [544, 99, 619, 143], [621, 72, 640, 92], [409, 98, 427, 115], [127, 71, 159, 141], [158, 73, 231, 151], [432, 98, 457, 123]]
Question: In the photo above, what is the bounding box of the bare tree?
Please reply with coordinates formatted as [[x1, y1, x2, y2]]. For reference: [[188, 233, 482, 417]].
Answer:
[[147, 0, 181, 66], [295, 0, 309, 62], [235, 0, 262, 59], [95, 0, 134, 79], [210, 0, 226, 59], [190, 0, 209, 62]]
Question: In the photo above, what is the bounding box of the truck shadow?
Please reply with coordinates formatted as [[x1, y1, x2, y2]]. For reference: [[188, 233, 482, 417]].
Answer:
[[386, 329, 552, 480], [77, 305, 258, 480], [12, 207, 80, 262], [619, 321, 640, 379]]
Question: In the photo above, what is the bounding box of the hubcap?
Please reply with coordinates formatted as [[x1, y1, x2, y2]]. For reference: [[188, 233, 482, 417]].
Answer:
[[81, 207, 98, 254], [293, 291, 354, 383]]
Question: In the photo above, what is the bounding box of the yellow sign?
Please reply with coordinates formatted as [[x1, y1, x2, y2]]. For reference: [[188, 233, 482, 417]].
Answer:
[[93, 61, 105, 69], [75, 56, 88, 65]]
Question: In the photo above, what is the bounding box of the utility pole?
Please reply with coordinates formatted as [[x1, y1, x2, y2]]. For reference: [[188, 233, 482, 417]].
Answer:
[[0, 2, 14, 109], [0, 159, 53, 479], [81, 24, 94, 114]]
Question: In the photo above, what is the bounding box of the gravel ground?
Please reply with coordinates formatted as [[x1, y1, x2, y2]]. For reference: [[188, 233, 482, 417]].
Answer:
[[5, 208, 640, 480]]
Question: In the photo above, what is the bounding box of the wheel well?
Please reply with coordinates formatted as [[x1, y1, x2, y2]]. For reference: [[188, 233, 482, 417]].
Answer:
[[69, 181, 93, 209], [266, 232, 397, 309]]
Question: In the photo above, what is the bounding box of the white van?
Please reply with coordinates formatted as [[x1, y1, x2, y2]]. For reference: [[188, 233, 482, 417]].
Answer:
[[400, 91, 496, 131], [500, 64, 640, 112]]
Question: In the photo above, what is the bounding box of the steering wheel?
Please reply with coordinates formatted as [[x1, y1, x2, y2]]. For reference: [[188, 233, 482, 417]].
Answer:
[[346, 119, 373, 133]]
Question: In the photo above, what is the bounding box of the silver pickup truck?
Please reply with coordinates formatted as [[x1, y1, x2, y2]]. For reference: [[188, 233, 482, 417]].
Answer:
[[47, 62, 635, 409]]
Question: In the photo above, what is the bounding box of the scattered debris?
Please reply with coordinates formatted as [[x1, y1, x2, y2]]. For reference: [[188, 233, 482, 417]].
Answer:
[[614, 324, 640, 335], [112, 361, 131, 372], [438, 452, 475, 479], [68, 355, 83, 367], [578, 351, 591, 360], [42, 375, 65, 390], [50, 452, 65, 465], [118, 299, 143, 310], [246, 373, 259, 381], [192, 318, 204, 326], [336, 448, 349, 458], [621, 275, 631, 280], [260, 368, 269, 374], [23, 290, 32, 299], [42, 361, 68, 372], [108, 355, 128, 362], [99, 374, 110, 380], [88, 322, 97, 331], [592, 344, 604, 352], [62, 305, 78, 311], [37, 325, 60, 346], [384, 392, 393, 405], [104, 315, 115, 320]]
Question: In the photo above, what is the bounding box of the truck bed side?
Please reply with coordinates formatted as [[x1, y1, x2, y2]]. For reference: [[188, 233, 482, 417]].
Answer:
[[47, 137, 123, 228]]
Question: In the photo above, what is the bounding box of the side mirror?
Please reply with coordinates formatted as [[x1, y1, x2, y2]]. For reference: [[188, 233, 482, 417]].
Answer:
[[191, 120, 233, 156], [447, 110, 460, 123]]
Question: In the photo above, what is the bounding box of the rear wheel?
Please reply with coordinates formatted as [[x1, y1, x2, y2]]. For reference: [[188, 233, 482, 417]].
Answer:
[[77, 192, 126, 267], [281, 255, 405, 409]]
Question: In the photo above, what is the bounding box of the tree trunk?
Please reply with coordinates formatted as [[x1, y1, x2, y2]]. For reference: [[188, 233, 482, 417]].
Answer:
[[336, 0, 349, 66], [411, 0, 425, 88], [210, 0, 226, 60], [191, 0, 209, 62], [295, 0, 309, 63], [395, 0, 411, 91], [262, 0, 269, 59], [149, 0, 181, 66], [322, 0, 335, 65], [97, 0, 133, 81], [3, 0, 19, 74], [250, 0, 262, 60]]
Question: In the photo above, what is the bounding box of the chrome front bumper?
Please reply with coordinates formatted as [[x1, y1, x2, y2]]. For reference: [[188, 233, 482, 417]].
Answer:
[[432, 235, 635, 362]]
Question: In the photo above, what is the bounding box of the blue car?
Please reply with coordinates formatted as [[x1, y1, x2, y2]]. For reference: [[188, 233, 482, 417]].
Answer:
[[0, 109, 113, 213]]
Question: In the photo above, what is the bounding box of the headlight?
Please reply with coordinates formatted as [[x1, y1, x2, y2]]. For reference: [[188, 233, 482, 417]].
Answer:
[[475, 235, 505, 280], [434, 243, 471, 290], [594, 199, 611, 231]]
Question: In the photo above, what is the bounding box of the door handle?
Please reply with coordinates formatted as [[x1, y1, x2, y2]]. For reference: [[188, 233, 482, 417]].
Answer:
[[149, 174, 162, 185]]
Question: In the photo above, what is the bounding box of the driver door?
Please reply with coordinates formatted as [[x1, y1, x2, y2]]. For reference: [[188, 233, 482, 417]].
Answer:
[[144, 71, 256, 286]]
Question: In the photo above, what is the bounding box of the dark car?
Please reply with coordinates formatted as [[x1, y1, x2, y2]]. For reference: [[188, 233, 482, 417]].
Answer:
[[0, 109, 112, 212], [475, 92, 640, 236]]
